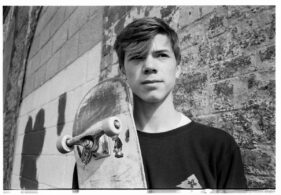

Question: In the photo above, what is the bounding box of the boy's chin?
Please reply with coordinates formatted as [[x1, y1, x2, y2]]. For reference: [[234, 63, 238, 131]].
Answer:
[[134, 93, 168, 104]]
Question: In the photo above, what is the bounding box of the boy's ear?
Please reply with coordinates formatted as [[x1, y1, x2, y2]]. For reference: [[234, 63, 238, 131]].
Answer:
[[176, 64, 181, 78]]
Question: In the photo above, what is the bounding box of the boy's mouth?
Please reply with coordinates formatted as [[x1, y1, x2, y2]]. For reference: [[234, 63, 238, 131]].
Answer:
[[141, 80, 163, 85]]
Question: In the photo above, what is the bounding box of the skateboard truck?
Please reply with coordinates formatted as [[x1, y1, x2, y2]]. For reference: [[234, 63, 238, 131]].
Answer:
[[112, 136, 124, 158], [57, 117, 123, 164]]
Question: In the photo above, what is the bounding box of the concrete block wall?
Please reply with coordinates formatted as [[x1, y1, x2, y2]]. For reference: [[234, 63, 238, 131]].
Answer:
[[10, 6, 104, 189], [7, 6, 275, 189]]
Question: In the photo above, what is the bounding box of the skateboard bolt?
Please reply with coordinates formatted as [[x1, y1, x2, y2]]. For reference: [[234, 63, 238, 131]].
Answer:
[[114, 120, 121, 129], [82, 139, 94, 149]]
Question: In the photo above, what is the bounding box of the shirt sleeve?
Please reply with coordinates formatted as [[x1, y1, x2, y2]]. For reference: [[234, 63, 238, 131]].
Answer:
[[217, 141, 248, 189]]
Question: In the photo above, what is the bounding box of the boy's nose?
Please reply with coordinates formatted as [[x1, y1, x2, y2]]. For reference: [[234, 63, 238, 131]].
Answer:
[[143, 67, 157, 74], [143, 56, 157, 74]]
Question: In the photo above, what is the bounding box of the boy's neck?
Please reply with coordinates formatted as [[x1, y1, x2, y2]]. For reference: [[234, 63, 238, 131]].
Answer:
[[133, 93, 182, 133]]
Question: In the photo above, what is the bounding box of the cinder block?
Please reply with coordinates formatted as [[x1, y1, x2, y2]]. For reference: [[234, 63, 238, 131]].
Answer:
[[42, 99, 59, 129], [64, 6, 77, 20], [40, 40, 52, 66], [58, 32, 79, 71], [31, 78, 51, 109], [40, 72, 67, 103], [39, 22, 50, 49], [65, 87, 83, 124], [41, 122, 73, 155], [88, 6, 103, 19], [37, 154, 75, 188], [63, 50, 88, 91], [33, 64, 46, 89], [86, 42, 102, 81], [49, 7, 66, 38], [43, 46, 88, 103], [65, 78, 98, 124], [67, 7, 90, 38], [45, 49, 61, 81], [29, 51, 41, 74], [51, 20, 68, 54], [78, 12, 103, 57]]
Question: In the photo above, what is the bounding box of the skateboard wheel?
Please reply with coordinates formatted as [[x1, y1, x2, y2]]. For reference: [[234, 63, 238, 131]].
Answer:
[[56, 135, 74, 154], [103, 117, 122, 137]]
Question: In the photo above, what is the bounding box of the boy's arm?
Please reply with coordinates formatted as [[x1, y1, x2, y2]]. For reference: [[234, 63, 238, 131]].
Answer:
[[217, 144, 248, 189]]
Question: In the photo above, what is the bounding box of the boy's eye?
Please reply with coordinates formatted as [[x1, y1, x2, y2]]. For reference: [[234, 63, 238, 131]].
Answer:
[[129, 56, 144, 61], [157, 53, 168, 58]]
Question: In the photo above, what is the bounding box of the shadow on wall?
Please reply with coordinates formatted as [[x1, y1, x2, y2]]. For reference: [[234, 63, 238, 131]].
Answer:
[[20, 109, 45, 189], [57, 92, 67, 136], [19, 92, 67, 189]]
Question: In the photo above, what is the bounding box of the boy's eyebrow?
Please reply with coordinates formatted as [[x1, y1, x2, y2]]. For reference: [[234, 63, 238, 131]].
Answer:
[[152, 49, 172, 53]]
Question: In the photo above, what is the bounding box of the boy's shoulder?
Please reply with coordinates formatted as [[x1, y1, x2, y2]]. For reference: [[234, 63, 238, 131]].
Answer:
[[190, 122, 232, 138], [186, 121, 239, 149]]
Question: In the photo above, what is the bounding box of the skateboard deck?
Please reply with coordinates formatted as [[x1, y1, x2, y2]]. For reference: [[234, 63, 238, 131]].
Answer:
[[57, 78, 147, 188]]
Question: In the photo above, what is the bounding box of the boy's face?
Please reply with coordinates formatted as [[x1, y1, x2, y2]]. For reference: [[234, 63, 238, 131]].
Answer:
[[123, 34, 181, 103]]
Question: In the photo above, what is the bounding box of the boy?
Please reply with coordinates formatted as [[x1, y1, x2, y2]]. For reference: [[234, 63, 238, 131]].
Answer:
[[113, 17, 247, 189]]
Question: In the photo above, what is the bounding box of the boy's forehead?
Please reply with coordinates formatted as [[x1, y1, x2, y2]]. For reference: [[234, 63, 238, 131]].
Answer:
[[150, 34, 173, 52]]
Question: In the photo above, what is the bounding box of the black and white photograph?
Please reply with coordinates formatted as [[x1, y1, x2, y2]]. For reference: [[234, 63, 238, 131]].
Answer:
[[2, 1, 277, 192]]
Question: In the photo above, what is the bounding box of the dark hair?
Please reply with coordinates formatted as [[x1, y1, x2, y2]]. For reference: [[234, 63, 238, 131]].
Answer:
[[114, 17, 181, 70]]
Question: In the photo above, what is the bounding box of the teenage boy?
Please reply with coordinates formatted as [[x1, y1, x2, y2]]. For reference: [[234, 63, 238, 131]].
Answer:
[[113, 17, 247, 189]]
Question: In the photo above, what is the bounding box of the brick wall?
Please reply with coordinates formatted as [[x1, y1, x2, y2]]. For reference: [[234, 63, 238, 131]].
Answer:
[[5, 6, 275, 189], [102, 6, 275, 188]]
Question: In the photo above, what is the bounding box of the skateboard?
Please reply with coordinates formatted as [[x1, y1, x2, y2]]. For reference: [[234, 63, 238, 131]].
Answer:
[[56, 78, 147, 188]]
